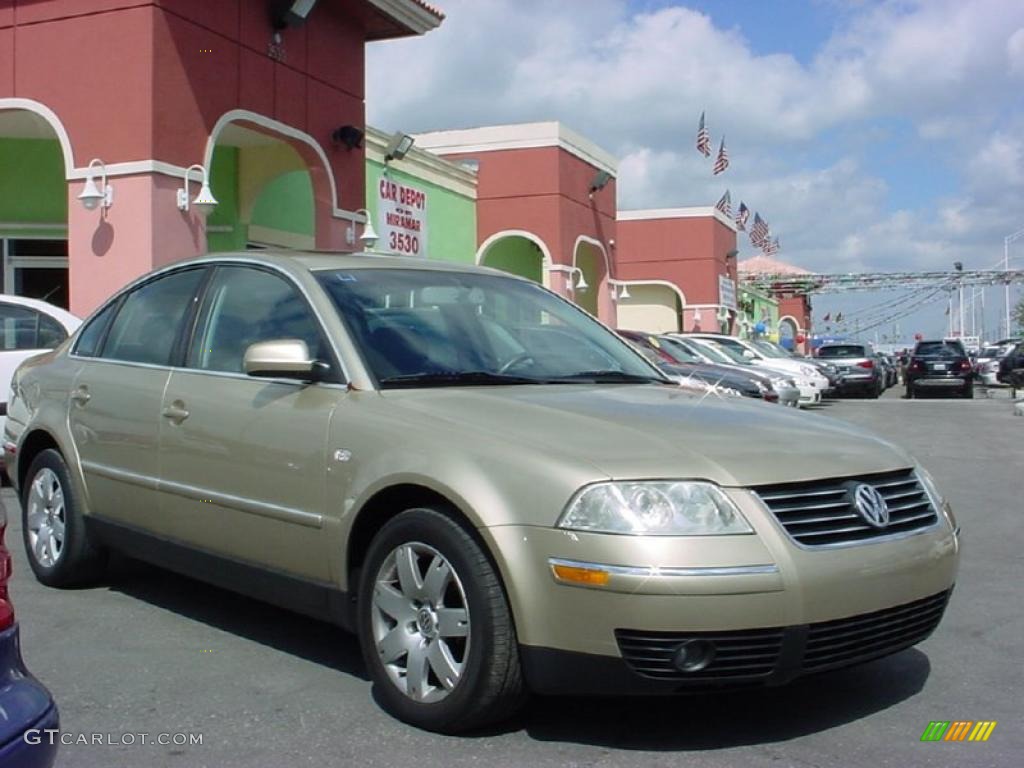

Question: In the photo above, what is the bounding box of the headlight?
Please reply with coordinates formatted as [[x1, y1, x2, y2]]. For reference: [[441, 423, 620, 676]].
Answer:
[[714, 385, 743, 398], [799, 365, 818, 376], [558, 481, 753, 536]]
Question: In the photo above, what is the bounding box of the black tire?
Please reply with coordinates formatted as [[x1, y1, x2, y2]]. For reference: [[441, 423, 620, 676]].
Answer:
[[357, 507, 526, 733], [21, 448, 107, 587], [869, 383, 882, 399], [906, 386, 915, 399], [963, 383, 974, 399]]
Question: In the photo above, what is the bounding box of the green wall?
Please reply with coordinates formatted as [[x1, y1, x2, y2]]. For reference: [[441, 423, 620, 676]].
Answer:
[[207, 146, 246, 252], [251, 171, 314, 236], [0, 138, 67, 236], [365, 160, 476, 264], [481, 237, 544, 283]]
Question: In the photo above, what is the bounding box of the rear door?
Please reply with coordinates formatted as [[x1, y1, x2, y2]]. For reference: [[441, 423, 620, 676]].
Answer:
[[68, 268, 208, 528], [156, 265, 342, 581]]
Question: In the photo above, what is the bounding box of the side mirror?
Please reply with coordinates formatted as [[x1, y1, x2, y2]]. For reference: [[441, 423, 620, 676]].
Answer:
[[742, 349, 756, 359], [244, 339, 320, 380]]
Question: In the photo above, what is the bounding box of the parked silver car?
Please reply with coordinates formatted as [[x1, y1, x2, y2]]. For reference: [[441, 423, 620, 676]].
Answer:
[[6, 252, 960, 733]]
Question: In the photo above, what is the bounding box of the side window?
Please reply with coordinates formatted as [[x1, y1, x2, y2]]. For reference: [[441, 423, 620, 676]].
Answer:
[[74, 300, 120, 358], [101, 269, 205, 366], [0, 303, 66, 351], [188, 267, 332, 376]]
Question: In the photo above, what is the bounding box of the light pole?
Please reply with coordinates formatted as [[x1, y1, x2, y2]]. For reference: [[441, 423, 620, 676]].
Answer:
[[954, 261, 964, 338], [1006, 228, 1024, 338]]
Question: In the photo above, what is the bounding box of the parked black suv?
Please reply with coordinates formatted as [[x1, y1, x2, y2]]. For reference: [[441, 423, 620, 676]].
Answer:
[[906, 339, 974, 398]]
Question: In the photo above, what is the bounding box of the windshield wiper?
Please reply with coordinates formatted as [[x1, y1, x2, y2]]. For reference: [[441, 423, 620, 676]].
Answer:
[[550, 370, 667, 384], [378, 371, 543, 388]]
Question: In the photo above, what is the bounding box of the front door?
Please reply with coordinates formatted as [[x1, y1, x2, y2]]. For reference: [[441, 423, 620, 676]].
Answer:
[[157, 265, 341, 582], [68, 268, 207, 528]]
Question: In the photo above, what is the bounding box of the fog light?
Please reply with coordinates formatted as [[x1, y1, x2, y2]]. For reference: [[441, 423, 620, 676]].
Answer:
[[672, 639, 716, 672]]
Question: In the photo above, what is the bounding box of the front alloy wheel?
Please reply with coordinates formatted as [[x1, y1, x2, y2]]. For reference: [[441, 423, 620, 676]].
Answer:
[[358, 507, 525, 733], [370, 542, 470, 703]]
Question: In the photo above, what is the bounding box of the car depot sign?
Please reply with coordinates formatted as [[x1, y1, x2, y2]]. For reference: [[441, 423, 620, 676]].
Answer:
[[377, 178, 427, 257], [719, 274, 737, 310]]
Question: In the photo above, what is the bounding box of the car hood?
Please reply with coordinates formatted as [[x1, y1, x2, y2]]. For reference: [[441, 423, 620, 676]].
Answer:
[[382, 384, 913, 487]]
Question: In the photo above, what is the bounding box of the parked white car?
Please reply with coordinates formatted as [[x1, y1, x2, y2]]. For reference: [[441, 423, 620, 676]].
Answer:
[[686, 333, 830, 406], [0, 296, 80, 468]]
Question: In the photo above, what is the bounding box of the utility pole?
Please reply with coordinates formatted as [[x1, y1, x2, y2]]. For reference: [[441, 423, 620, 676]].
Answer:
[[954, 261, 964, 338]]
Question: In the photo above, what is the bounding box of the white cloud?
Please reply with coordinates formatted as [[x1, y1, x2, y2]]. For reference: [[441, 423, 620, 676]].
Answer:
[[366, 0, 1024, 284]]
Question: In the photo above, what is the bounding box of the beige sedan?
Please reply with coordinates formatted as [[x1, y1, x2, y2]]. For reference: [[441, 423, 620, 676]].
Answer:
[[5, 252, 960, 733]]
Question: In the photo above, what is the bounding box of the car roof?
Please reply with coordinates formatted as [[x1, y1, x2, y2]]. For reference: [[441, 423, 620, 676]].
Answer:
[[176, 250, 505, 276]]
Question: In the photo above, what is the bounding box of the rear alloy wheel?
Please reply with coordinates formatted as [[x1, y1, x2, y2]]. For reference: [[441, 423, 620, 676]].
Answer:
[[358, 507, 525, 733], [22, 449, 107, 586]]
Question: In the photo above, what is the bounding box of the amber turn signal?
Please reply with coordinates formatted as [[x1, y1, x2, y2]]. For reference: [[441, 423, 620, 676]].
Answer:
[[551, 563, 610, 586]]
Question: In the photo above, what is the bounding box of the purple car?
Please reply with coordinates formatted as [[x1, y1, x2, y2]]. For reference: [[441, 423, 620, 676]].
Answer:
[[0, 509, 58, 768]]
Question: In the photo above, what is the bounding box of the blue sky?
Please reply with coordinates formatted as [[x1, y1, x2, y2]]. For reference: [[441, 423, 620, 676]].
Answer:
[[368, 0, 1024, 340]]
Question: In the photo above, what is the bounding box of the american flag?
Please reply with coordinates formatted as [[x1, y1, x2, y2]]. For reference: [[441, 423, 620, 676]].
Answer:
[[750, 213, 769, 247], [714, 190, 731, 217], [823, 313, 831, 322], [696, 112, 711, 157], [763, 236, 780, 255], [735, 202, 750, 231], [713, 137, 729, 174]]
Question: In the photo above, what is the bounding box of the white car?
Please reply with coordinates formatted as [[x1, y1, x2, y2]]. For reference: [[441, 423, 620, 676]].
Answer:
[[0, 296, 80, 468], [686, 333, 830, 406]]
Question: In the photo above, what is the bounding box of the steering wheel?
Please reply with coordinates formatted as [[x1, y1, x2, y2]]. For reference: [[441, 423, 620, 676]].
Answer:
[[498, 353, 535, 374]]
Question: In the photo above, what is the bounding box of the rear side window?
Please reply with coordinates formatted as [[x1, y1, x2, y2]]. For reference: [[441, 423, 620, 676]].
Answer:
[[100, 269, 205, 366], [0, 303, 68, 351], [817, 345, 866, 358], [73, 300, 120, 358], [915, 341, 965, 358]]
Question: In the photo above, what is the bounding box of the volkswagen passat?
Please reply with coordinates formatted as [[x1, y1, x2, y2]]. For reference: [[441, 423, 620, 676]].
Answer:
[[5, 252, 960, 733]]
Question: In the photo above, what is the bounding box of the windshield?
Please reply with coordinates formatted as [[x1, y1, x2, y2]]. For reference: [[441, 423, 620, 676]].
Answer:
[[655, 336, 703, 363], [915, 341, 965, 358], [817, 345, 868, 359], [752, 340, 790, 358], [694, 338, 751, 365], [683, 338, 732, 365], [315, 268, 666, 387]]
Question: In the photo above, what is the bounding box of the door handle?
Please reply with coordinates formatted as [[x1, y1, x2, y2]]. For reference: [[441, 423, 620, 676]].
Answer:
[[70, 387, 91, 406], [161, 402, 190, 424]]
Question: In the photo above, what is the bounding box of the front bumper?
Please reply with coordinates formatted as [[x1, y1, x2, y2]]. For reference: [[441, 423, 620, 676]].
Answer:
[[0, 626, 59, 768], [482, 490, 959, 694], [521, 589, 952, 694]]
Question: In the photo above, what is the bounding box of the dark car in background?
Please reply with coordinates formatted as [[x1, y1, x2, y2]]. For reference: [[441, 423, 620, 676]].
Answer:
[[618, 330, 779, 402], [997, 340, 1024, 391], [0, 508, 59, 768], [815, 343, 884, 398], [906, 339, 974, 399]]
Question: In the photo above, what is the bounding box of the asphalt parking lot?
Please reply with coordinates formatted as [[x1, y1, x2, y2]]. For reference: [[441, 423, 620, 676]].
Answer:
[[7, 387, 1022, 768]]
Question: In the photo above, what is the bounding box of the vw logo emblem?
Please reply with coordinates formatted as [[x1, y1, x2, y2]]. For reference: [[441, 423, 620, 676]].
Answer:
[[853, 484, 890, 528]]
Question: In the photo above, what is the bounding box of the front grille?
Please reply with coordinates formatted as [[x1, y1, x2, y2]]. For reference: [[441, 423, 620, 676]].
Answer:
[[615, 628, 784, 682], [802, 590, 951, 672], [754, 468, 939, 547]]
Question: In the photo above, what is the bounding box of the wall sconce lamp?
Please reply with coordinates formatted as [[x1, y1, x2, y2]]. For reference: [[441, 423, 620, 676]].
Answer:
[[78, 159, 114, 211], [548, 264, 588, 292], [352, 208, 378, 250], [177, 164, 218, 217], [609, 280, 631, 301], [331, 125, 364, 150], [271, 0, 318, 30], [588, 169, 613, 198], [384, 132, 415, 163]]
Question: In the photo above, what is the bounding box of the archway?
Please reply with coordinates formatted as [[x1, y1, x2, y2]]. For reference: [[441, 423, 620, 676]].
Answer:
[[615, 281, 685, 332], [206, 123, 315, 251], [0, 102, 72, 308], [778, 315, 799, 349], [476, 230, 551, 287]]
